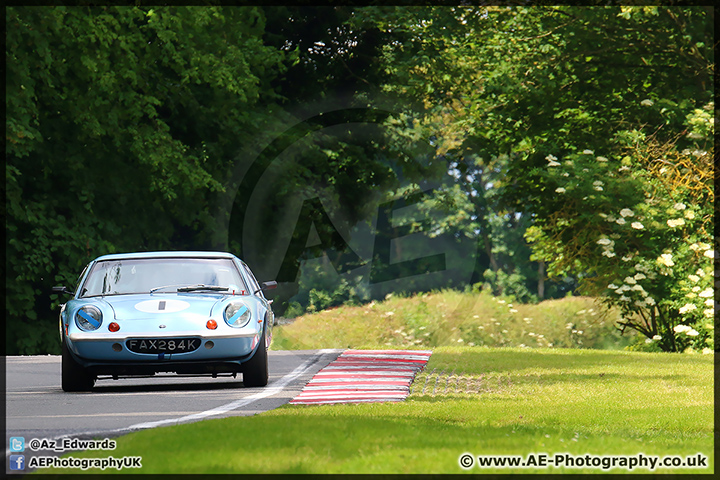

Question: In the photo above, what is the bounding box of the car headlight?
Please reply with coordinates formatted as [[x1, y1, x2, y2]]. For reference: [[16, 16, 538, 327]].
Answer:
[[224, 302, 251, 328], [75, 305, 103, 331]]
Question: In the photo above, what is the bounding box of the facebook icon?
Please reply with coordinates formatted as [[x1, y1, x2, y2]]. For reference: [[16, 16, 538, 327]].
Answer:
[[9, 455, 25, 471]]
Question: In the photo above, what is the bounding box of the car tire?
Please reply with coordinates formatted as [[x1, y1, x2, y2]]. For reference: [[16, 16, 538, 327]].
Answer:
[[62, 341, 95, 392], [243, 322, 269, 387]]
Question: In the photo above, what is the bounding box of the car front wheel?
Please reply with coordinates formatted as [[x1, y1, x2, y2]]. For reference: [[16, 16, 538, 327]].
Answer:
[[243, 324, 269, 387], [62, 341, 95, 392]]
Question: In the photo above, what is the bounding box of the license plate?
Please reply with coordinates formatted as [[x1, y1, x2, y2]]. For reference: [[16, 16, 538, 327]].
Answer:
[[126, 337, 201, 354]]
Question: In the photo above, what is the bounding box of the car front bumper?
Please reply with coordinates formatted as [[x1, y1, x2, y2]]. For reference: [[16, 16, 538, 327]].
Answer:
[[65, 329, 262, 373]]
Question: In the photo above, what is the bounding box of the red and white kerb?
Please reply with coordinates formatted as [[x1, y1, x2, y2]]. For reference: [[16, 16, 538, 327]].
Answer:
[[290, 349, 432, 405]]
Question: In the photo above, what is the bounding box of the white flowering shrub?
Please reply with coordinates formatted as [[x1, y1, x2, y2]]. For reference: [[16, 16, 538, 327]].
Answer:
[[525, 102, 714, 352]]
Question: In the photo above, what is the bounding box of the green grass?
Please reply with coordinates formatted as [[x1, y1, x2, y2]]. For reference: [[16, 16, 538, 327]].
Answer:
[[36, 347, 714, 474], [272, 290, 638, 351]]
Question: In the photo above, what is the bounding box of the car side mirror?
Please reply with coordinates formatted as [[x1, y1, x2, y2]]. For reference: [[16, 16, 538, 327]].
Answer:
[[52, 286, 74, 296], [254, 281, 277, 295]]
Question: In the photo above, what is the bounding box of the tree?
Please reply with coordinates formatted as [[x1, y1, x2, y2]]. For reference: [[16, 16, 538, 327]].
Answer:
[[525, 105, 714, 352], [5, 6, 288, 353], [354, 5, 714, 350]]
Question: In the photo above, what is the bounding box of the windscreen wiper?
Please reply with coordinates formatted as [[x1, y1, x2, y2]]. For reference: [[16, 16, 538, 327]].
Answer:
[[176, 284, 229, 292]]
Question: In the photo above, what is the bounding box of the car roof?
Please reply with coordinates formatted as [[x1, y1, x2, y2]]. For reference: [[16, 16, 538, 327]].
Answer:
[[93, 251, 239, 262]]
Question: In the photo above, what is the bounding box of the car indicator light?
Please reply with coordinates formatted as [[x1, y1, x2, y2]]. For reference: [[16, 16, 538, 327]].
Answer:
[[108, 322, 120, 332], [207, 319, 218, 330]]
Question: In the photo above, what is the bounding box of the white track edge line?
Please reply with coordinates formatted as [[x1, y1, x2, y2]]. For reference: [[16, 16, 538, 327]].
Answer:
[[5, 348, 341, 459]]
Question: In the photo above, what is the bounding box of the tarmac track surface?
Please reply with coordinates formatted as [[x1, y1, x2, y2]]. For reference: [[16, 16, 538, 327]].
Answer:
[[4, 349, 340, 472]]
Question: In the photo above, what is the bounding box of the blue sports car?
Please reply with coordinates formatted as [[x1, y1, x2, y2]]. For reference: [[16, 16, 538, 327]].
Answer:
[[52, 251, 277, 392]]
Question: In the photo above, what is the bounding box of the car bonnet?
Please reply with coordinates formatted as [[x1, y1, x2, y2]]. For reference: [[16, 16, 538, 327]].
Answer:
[[96, 293, 232, 320]]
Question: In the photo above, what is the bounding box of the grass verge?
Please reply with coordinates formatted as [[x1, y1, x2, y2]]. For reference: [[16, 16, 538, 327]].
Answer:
[[271, 290, 637, 351], [35, 347, 713, 474]]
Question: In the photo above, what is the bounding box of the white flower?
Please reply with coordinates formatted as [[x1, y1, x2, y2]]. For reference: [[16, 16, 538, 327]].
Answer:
[[645, 297, 656, 306], [619, 165, 631, 172], [699, 243, 711, 250], [645, 338, 653, 344], [602, 250, 616, 258], [652, 335, 662, 341], [673, 202, 686, 210], [635, 300, 647, 307], [620, 208, 634, 217], [688, 275, 700, 283], [689, 243, 700, 251], [597, 238, 612, 246], [546, 154, 558, 161], [698, 288, 713, 298], [640, 99, 654, 106], [555, 187, 566, 193], [631, 285, 644, 292], [631, 222, 644, 230], [616, 218, 626, 225], [596, 156, 608, 162], [619, 296, 630, 302], [702, 348, 713, 355], [703, 309, 714, 318], [696, 268, 706, 277], [703, 249, 714, 259], [679, 304, 697, 314], [686, 329, 699, 337], [608, 283, 619, 289], [594, 186, 604, 191], [593, 181, 604, 186], [692, 286, 701, 292], [667, 218, 685, 228], [547, 160, 561, 167], [704, 299, 714, 307], [634, 273, 646, 280], [657, 254, 674, 267], [684, 210, 695, 219], [624, 276, 637, 285], [582, 149, 594, 155], [674, 324, 691, 333]]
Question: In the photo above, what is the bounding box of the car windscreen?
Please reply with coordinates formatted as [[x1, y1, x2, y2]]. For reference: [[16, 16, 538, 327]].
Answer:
[[79, 258, 247, 297]]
